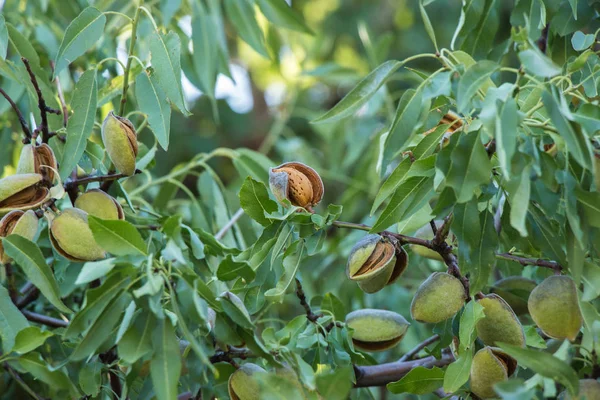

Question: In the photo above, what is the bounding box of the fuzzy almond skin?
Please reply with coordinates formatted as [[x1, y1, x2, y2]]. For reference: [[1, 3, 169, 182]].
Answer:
[[228, 363, 266, 400], [75, 189, 123, 220], [346, 234, 380, 277], [346, 309, 409, 351], [476, 294, 525, 347], [410, 272, 466, 323], [101, 112, 137, 176], [470, 347, 510, 399], [49, 208, 106, 261], [528, 275, 583, 341], [490, 276, 536, 316], [16, 144, 36, 175], [0, 210, 39, 263]]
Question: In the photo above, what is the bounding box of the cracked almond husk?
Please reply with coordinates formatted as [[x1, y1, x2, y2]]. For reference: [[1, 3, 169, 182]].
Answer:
[[0, 210, 39, 264], [269, 162, 324, 209], [17, 143, 58, 182], [0, 173, 50, 215]]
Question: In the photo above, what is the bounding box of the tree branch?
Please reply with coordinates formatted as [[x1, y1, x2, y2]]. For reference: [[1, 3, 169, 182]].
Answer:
[[0, 88, 32, 141], [22, 58, 58, 144], [354, 350, 454, 387], [295, 278, 321, 323], [66, 171, 138, 188], [215, 208, 245, 240], [21, 310, 68, 328], [496, 252, 562, 271], [399, 334, 440, 362]]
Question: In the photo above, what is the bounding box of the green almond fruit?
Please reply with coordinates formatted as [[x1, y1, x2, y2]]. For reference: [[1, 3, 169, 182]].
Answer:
[[0, 210, 39, 264], [490, 276, 536, 316], [228, 363, 266, 400], [476, 294, 525, 347], [101, 111, 138, 176], [470, 347, 517, 399], [410, 272, 466, 323], [345, 309, 410, 351], [75, 189, 124, 220], [559, 379, 600, 400], [346, 234, 408, 294], [269, 162, 324, 209], [48, 208, 106, 262], [16, 143, 58, 182], [528, 275, 583, 341], [0, 174, 49, 215]]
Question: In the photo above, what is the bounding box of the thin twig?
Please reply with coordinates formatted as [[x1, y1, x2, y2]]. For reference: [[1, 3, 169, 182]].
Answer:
[[295, 278, 321, 323], [215, 208, 245, 240], [16, 286, 40, 309], [399, 334, 440, 362], [496, 252, 562, 271], [118, 6, 141, 116], [21, 310, 68, 328], [4, 362, 44, 400], [99, 349, 122, 400], [0, 88, 32, 140], [22, 58, 56, 144], [66, 171, 138, 188]]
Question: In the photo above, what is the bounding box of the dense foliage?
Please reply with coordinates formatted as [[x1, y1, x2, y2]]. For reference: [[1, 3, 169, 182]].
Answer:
[[0, 0, 599, 399]]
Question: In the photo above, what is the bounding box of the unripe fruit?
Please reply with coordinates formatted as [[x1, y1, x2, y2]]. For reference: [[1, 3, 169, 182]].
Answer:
[[410, 272, 466, 323], [74, 189, 124, 220], [346, 234, 408, 293], [0, 174, 49, 215], [48, 208, 106, 262], [345, 309, 410, 351], [16, 143, 58, 182], [470, 347, 517, 399], [0, 210, 39, 263], [409, 221, 453, 261], [101, 111, 138, 176], [490, 276, 536, 316], [476, 294, 525, 347], [228, 363, 266, 400], [559, 379, 600, 400], [269, 162, 324, 209], [528, 275, 583, 341]]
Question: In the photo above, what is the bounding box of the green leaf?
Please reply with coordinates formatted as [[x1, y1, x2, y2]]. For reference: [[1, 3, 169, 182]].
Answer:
[[75, 258, 116, 285], [136, 68, 171, 151], [59, 69, 97, 180], [443, 349, 473, 393], [257, 0, 313, 34], [506, 163, 531, 236], [383, 89, 426, 166], [312, 60, 401, 124], [575, 188, 600, 228], [64, 272, 131, 339], [495, 98, 519, 179], [413, 124, 450, 159], [12, 327, 53, 354], [239, 177, 278, 226], [53, 7, 106, 77], [224, 0, 269, 58], [470, 210, 498, 293], [445, 131, 492, 203], [419, 2, 438, 51], [573, 103, 600, 135], [149, 31, 190, 115], [572, 31, 595, 51], [16, 353, 79, 397], [88, 216, 147, 256], [79, 361, 102, 397], [388, 366, 445, 394], [315, 365, 353, 400], [457, 60, 498, 113], [70, 292, 130, 361], [497, 343, 579, 396], [219, 291, 254, 329], [191, 2, 218, 97], [0, 15, 7, 60], [370, 176, 434, 232], [118, 312, 155, 363], [494, 378, 536, 400], [3, 235, 72, 314], [518, 48, 561, 78], [371, 158, 411, 215], [459, 300, 485, 348], [217, 255, 256, 282], [542, 89, 592, 170], [151, 318, 182, 400], [0, 285, 28, 352], [7, 23, 45, 78], [265, 241, 305, 301]]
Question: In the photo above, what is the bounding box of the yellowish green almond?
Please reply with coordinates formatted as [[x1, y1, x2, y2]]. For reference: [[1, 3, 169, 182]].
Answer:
[[559, 379, 600, 400], [470, 347, 516, 399], [410, 272, 466, 323], [528, 275, 582, 341], [476, 294, 525, 347], [101, 111, 138, 176], [228, 363, 266, 400], [0, 174, 49, 215], [75, 189, 124, 220], [345, 309, 410, 351], [0, 210, 39, 263], [49, 208, 106, 262]]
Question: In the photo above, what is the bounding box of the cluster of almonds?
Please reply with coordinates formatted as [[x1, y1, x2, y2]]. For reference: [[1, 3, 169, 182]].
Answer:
[[266, 161, 589, 399], [0, 112, 137, 264]]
